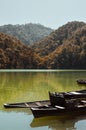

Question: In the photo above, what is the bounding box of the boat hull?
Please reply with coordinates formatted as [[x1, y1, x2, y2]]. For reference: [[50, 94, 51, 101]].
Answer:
[[31, 106, 86, 118], [4, 100, 50, 108]]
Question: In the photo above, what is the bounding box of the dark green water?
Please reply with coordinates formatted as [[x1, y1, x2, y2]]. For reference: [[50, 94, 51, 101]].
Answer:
[[0, 70, 86, 130]]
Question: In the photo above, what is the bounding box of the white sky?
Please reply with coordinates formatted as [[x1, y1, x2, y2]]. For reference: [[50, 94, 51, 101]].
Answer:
[[0, 0, 86, 29]]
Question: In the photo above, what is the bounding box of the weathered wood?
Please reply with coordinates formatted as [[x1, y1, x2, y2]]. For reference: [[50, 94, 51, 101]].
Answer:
[[4, 100, 50, 108], [30, 98, 86, 118]]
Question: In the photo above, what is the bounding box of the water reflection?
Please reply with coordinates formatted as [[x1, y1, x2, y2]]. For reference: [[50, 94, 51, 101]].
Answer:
[[30, 115, 86, 130]]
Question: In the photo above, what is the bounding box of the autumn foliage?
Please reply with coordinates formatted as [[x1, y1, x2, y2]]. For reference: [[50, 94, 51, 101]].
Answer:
[[0, 33, 41, 69], [1, 21, 86, 69], [31, 21, 86, 69]]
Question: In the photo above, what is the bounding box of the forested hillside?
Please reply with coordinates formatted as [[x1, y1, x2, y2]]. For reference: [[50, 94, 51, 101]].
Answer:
[[0, 23, 53, 45], [1, 21, 86, 69], [36, 21, 86, 69], [0, 33, 41, 69], [31, 21, 85, 56]]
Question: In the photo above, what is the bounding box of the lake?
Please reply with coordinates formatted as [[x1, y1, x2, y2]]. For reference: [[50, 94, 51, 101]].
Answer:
[[0, 70, 86, 130]]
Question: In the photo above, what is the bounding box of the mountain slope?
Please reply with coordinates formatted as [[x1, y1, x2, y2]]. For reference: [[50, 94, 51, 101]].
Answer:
[[1, 21, 86, 69], [32, 21, 85, 57], [0, 33, 41, 69], [0, 23, 53, 45], [41, 23, 86, 69]]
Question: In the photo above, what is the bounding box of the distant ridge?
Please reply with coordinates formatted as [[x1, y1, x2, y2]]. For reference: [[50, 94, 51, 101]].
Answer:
[[0, 23, 53, 45]]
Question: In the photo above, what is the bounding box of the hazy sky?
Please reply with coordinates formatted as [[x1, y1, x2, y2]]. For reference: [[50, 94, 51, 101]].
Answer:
[[0, 0, 86, 29]]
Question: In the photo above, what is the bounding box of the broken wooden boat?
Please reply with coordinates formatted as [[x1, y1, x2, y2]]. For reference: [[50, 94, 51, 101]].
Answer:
[[30, 99, 86, 118], [77, 79, 86, 84], [4, 100, 50, 108]]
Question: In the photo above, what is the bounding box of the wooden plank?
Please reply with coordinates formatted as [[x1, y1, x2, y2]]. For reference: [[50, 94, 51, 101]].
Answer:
[[55, 105, 65, 109]]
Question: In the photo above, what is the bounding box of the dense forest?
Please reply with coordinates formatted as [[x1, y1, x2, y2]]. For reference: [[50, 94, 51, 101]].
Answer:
[[0, 33, 41, 69], [31, 21, 85, 56], [0, 21, 86, 69], [0, 23, 53, 45], [35, 21, 86, 69]]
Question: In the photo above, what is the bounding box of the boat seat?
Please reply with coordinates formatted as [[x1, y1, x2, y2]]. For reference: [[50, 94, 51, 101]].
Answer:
[[44, 105, 49, 107], [55, 105, 65, 109], [77, 105, 84, 108], [81, 100, 86, 103], [25, 103, 29, 107], [69, 92, 81, 95], [36, 102, 42, 106]]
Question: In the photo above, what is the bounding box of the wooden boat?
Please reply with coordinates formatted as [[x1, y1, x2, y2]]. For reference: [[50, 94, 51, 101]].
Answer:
[[77, 79, 86, 84], [4, 89, 86, 108], [4, 89, 86, 118], [31, 89, 86, 118], [30, 99, 86, 118], [49, 89, 86, 98], [49, 89, 86, 106], [4, 100, 50, 108]]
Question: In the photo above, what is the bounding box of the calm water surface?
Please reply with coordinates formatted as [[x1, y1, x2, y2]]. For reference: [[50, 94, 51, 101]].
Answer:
[[0, 70, 86, 130]]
